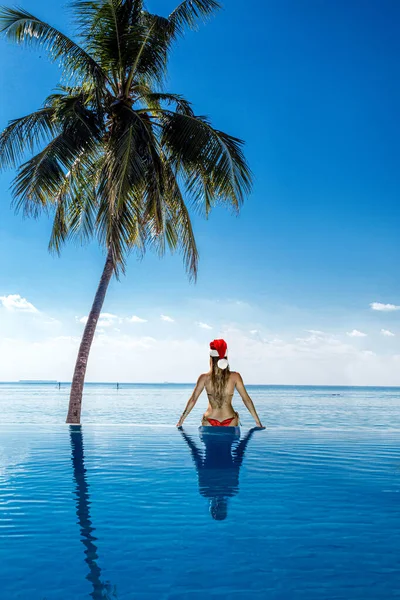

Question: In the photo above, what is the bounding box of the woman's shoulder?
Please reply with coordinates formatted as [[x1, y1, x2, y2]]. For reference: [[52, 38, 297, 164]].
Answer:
[[229, 371, 241, 381], [230, 371, 245, 384], [198, 372, 210, 384]]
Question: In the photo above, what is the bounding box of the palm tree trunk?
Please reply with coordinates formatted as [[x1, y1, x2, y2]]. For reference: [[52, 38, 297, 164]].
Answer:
[[66, 249, 114, 424]]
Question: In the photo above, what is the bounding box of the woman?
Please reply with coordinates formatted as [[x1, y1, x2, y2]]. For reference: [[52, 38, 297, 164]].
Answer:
[[176, 339, 264, 428]]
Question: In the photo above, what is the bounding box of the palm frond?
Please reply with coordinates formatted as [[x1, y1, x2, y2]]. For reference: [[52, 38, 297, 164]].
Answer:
[[185, 165, 214, 217], [160, 110, 252, 211], [143, 166, 199, 280], [71, 0, 144, 43], [48, 186, 71, 254], [101, 105, 147, 207], [169, 0, 221, 35], [138, 92, 194, 115], [73, 0, 127, 84], [52, 92, 103, 140], [142, 141, 166, 237], [71, 1, 167, 90], [96, 105, 149, 270], [0, 107, 57, 171], [12, 98, 100, 217], [96, 189, 142, 274], [48, 153, 102, 253], [0, 6, 107, 88], [12, 133, 77, 216], [137, 142, 198, 279], [164, 165, 199, 280], [67, 186, 98, 244], [124, 14, 173, 92]]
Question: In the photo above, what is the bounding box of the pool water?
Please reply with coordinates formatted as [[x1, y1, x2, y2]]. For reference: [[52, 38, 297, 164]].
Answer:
[[1, 385, 400, 598]]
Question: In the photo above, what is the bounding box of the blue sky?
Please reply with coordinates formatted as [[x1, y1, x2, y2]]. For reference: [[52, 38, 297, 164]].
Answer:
[[0, 0, 400, 384]]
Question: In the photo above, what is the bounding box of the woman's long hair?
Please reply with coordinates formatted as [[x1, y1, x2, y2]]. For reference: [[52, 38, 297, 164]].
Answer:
[[210, 356, 230, 407]]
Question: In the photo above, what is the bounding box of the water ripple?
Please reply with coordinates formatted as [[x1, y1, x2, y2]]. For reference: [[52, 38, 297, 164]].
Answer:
[[0, 425, 400, 598]]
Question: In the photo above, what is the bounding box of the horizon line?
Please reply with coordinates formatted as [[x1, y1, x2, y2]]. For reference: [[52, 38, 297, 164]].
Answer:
[[1, 381, 400, 389]]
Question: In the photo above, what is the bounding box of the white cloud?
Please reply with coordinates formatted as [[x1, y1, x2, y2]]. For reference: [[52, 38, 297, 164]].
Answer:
[[79, 312, 120, 328], [250, 330, 258, 335], [1, 327, 400, 385], [370, 302, 400, 312], [381, 329, 395, 337], [127, 315, 147, 323], [346, 330, 367, 337], [161, 315, 174, 323], [0, 294, 38, 313], [196, 321, 212, 330], [306, 329, 325, 335], [43, 317, 61, 325], [99, 312, 118, 321]]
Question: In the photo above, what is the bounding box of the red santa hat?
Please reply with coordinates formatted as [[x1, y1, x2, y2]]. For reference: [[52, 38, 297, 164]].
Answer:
[[209, 339, 229, 370]]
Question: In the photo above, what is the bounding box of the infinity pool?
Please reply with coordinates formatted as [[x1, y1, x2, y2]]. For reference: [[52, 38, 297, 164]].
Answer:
[[1, 422, 400, 599]]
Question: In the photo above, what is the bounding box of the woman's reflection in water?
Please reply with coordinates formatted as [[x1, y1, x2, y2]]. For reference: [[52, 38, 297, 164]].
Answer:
[[179, 427, 260, 520], [69, 426, 117, 600]]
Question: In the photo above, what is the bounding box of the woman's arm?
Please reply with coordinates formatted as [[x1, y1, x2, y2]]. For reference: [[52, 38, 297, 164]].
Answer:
[[176, 375, 206, 427], [235, 373, 264, 428]]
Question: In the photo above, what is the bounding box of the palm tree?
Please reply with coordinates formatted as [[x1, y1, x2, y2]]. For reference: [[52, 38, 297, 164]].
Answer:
[[0, 0, 252, 424]]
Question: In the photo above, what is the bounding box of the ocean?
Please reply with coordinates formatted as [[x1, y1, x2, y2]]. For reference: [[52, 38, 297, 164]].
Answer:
[[1, 381, 400, 428]]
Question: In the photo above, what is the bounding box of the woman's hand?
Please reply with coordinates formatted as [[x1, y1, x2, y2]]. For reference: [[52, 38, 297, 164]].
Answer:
[[255, 421, 266, 429], [176, 419, 184, 428]]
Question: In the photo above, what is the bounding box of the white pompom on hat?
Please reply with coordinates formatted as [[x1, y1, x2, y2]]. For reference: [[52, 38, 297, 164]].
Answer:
[[217, 358, 229, 370], [209, 339, 229, 370]]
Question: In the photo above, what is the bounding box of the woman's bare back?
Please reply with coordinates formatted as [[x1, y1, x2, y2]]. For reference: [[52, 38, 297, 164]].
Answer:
[[176, 368, 264, 429], [202, 372, 240, 426]]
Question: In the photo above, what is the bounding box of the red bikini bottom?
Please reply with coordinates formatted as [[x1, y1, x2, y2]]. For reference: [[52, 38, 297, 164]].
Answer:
[[206, 415, 237, 427]]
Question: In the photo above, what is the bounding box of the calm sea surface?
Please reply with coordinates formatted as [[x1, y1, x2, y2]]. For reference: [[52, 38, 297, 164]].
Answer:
[[1, 384, 400, 598], [2, 382, 400, 428]]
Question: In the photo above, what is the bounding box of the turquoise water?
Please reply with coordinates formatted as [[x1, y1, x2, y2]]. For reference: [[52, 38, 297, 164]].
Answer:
[[2, 382, 400, 427], [1, 384, 400, 598]]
